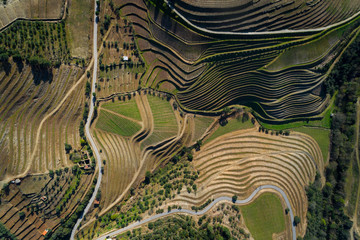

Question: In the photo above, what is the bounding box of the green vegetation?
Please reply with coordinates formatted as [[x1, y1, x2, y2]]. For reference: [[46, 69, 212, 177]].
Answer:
[[193, 116, 214, 141], [205, 117, 253, 144], [259, 99, 335, 131], [241, 193, 285, 240], [48, 176, 98, 240], [102, 99, 142, 121], [291, 127, 330, 163], [117, 215, 235, 240], [0, 20, 70, 64], [143, 95, 178, 146], [83, 161, 200, 238], [96, 110, 142, 137], [0, 223, 16, 239], [267, 23, 351, 70], [305, 28, 360, 240], [66, 0, 92, 58]]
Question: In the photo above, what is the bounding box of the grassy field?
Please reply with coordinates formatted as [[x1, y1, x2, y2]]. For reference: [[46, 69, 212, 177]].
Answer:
[[241, 193, 286, 240], [66, 0, 92, 59], [102, 99, 142, 121], [205, 118, 254, 144], [291, 126, 330, 163], [96, 109, 142, 136]]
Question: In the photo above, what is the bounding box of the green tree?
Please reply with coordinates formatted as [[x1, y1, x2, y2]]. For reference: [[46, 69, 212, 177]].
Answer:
[[64, 143, 72, 153], [222, 107, 231, 115], [85, 81, 91, 96], [0, 53, 9, 62], [19, 211, 25, 220], [294, 216, 301, 226], [145, 171, 151, 184], [232, 195, 237, 203], [49, 170, 54, 179]]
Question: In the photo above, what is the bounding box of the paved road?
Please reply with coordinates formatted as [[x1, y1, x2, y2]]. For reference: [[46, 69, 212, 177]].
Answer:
[[95, 185, 296, 240], [165, 0, 360, 36], [70, 0, 102, 239]]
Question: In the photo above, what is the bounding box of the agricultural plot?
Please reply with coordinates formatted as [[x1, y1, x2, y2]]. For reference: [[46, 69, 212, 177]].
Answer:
[[95, 109, 142, 137], [102, 98, 142, 121], [241, 193, 286, 240], [116, 0, 360, 121], [171, 127, 324, 236], [191, 115, 214, 142], [173, 0, 360, 32], [267, 27, 344, 71], [0, 61, 85, 181], [0, 0, 65, 30], [0, 20, 70, 63], [97, 66, 140, 98], [142, 95, 179, 147], [205, 115, 254, 144], [91, 93, 185, 212], [0, 169, 93, 240], [290, 126, 330, 163], [96, 15, 144, 98], [66, 0, 92, 59]]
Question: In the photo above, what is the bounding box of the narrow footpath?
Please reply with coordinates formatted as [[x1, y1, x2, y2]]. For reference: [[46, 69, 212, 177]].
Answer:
[[70, 0, 102, 238]]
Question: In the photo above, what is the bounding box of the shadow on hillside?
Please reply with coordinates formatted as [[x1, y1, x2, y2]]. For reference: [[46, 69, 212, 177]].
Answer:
[[32, 67, 53, 85], [1, 61, 11, 75], [15, 60, 24, 72]]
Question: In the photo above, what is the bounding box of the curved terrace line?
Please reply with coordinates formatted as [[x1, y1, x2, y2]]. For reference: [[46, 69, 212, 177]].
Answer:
[[70, 0, 102, 238], [95, 185, 296, 240], [165, 0, 360, 36]]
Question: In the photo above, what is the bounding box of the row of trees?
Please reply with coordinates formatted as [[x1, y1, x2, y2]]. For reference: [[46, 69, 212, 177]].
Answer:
[[45, 177, 97, 239], [303, 29, 360, 240], [0, 20, 69, 65]]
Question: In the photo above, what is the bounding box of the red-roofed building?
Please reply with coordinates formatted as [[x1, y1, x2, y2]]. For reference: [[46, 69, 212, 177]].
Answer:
[[42, 229, 49, 236]]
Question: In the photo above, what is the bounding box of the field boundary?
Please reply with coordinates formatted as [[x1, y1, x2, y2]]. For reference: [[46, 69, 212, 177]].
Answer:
[[0, 0, 68, 33]]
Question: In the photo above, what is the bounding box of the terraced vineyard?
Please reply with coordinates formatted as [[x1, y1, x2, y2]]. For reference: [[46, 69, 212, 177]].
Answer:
[[2, 0, 360, 239], [92, 93, 184, 211], [172, 0, 360, 32], [168, 127, 324, 236], [0, 61, 85, 181], [116, 0, 360, 122]]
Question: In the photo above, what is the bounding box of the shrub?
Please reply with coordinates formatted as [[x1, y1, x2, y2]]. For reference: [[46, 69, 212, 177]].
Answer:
[[19, 211, 25, 220], [294, 216, 300, 226], [28, 56, 51, 69], [64, 143, 72, 153]]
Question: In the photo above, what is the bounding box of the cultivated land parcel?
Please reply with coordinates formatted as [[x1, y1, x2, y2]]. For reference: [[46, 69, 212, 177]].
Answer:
[[1, 0, 360, 239]]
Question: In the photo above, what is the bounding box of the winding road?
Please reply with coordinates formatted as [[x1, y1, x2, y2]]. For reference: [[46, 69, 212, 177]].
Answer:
[[68, 1, 311, 239], [95, 185, 296, 240], [70, 0, 102, 239], [165, 0, 360, 36]]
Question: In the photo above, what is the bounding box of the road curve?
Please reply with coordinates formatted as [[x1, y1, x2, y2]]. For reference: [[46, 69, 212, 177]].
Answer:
[[95, 185, 296, 240], [165, 0, 360, 36], [70, 0, 102, 239]]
